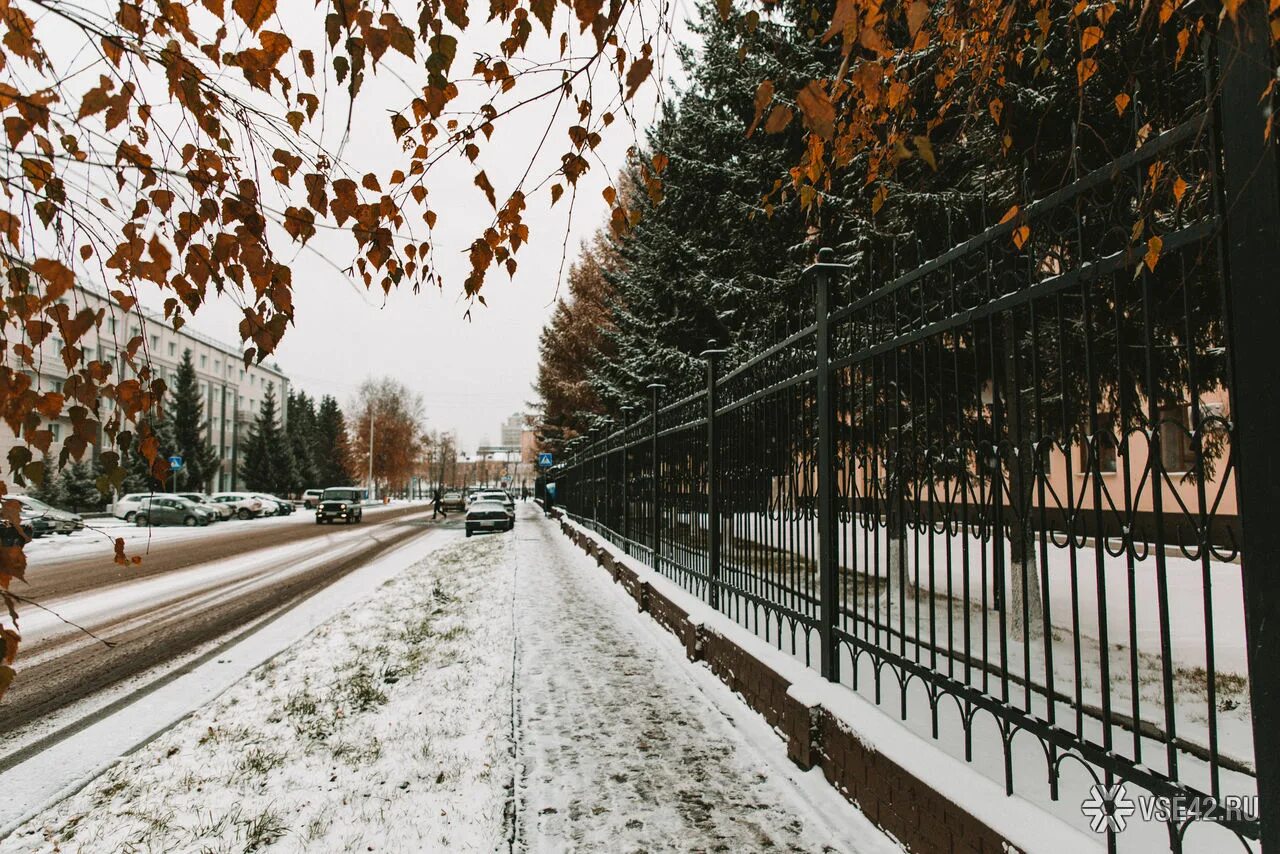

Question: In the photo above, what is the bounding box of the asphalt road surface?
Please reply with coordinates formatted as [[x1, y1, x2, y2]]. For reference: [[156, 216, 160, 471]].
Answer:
[[0, 503, 455, 755]]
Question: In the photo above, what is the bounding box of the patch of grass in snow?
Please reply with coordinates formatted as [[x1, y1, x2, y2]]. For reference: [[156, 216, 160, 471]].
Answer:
[[1176, 665, 1250, 710], [123, 804, 177, 845], [401, 613, 436, 645], [240, 806, 288, 851], [186, 805, 242, 842], [331, 735, 383, 766], [303, 814, 332, 843], [341, 663, 388, 713], [285, 688, 334, 742], [236, 746, 287, 780], [90, 766, 132, 807], [199, 723, 254, 746]]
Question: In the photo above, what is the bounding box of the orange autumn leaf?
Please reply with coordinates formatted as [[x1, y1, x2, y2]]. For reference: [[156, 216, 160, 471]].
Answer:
[[1144, 235, 1164, 271]]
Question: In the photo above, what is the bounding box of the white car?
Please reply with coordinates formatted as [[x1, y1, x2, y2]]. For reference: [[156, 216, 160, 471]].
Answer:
[[473, 490, 516, 518], [254, 494, 294, 515], [208, 492, 265, 520], [113, 492, 158, 522], [177, 493, 235, 520]]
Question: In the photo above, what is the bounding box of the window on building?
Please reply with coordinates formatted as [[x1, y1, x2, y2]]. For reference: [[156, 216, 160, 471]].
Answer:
[[200, 354, 207, 368], [1160, 406, 1197, 473], [168, 342, 176, 357], [151, 334, 159, 349], [1081, 412, 1118, 473], [50, 423, 61, 440], [215, 359, 221, 372]]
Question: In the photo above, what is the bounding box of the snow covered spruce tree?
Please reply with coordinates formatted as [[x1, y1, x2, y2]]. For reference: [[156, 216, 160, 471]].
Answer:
[[171, 351, 222, 492], [591, 0, 815, 408], [121, 417, 178, 494], [55, 461, 108, 514], [239, 385, 292, 494]]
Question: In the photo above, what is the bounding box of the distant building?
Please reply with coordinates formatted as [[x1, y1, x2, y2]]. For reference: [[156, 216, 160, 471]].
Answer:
[[500, 413, 524, 448], [0, 285, 290, 492]]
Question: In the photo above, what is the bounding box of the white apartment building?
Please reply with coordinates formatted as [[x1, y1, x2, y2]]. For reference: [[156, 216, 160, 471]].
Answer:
[[2, 285, 290, 492]]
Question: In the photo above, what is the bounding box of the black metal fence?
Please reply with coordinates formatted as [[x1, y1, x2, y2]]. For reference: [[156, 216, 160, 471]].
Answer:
[[553, 10, 1276, 853]]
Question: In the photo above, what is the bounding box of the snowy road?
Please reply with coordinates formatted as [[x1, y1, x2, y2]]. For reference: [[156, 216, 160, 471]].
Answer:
[[1, 504, 900, 853], [0, 502, 442, 743]]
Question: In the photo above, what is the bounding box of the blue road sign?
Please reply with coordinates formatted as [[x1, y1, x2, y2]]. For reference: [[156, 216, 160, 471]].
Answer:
[[537, 452, 553, 468], [168, 454, 184, 471]]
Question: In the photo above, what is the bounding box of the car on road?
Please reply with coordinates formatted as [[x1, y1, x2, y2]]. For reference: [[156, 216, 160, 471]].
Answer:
[[208, 492, 265, 520], [473, 490, 516, 520], [135, 496, 212, 527], [301, 488, 323, 509], [177, 493, 234, 521], [13, 495, 85, 535], [441, 491, 465, 512], [465, 500, 513, 536], [316, 487, 364, 524]]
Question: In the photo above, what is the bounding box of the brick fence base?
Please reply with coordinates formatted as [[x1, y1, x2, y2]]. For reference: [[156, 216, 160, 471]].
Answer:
[[556, 518, 1028, 854]]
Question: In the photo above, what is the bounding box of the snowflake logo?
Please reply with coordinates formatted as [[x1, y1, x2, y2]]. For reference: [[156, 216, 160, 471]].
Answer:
[[1080, 783, 1136, 833]]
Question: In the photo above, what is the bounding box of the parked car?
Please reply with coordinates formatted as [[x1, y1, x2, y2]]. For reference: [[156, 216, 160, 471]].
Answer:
[[208, 492, 265, 520], [301, 489, 324, 509], [112, 492, 156, 522], [316, 487, 363, 524], [25, 511, 56, 538], [1, 502, 39, 544], [441, 491, 465, 512], [135, 496, 211, 527], [13, 495, 84, 535], [177, 493, 234, 521], [255, 494, 294, 515], [473, 490, 515, 520], [465, 500, 513, 536]]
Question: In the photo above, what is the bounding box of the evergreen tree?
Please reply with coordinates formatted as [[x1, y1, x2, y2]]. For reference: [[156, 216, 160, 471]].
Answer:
[[120, 415, 178, 493], [56, 459, 106, 512], [238, 384, 290, 493], [26, 455, 65, 506], [171, 349, 221, 490], [592, 0, 814, 407], [313, 395, 354, 487], [285, 391, 319, 493]]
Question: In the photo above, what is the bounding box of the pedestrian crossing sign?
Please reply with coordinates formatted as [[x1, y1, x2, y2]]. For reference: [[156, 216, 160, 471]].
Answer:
[[538, 452, 553, 468]]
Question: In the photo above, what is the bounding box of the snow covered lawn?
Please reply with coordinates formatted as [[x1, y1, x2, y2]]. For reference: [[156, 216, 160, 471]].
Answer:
[[2, 532, 516, 854], [2, 508, 898, 854]]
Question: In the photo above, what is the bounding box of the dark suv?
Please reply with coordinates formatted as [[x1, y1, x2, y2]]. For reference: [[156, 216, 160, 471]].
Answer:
[[316, 487, 364, 524]]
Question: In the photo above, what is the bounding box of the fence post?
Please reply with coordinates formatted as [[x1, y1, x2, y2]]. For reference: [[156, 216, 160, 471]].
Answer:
[[1217, 8, 1280, 851], [647, 382, 665, 571], [621, 405, 634, 554], [811, 248, 843, 682], [703, 344, 728, 610]]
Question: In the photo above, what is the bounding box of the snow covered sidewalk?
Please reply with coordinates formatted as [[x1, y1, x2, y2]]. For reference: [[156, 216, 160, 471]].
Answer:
[[512, 513, 895, 853], [1, 508, 898, 853]]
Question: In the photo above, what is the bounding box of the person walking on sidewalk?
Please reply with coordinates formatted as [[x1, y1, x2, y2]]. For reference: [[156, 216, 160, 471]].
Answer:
[[432, 489, 446, 519]]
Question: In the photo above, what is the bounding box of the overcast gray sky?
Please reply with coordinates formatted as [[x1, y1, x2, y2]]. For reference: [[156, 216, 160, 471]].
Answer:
[[126, 4, 691, 452]]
